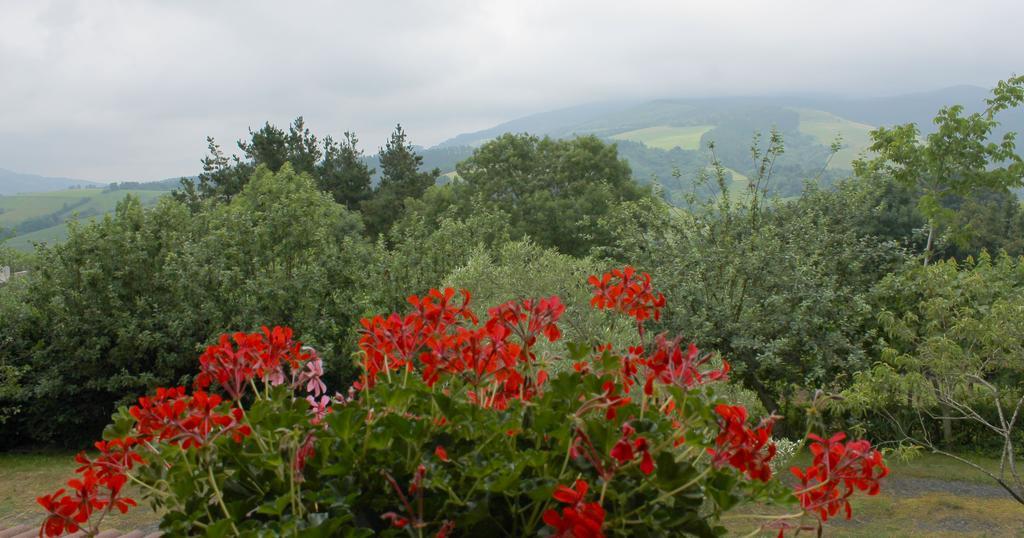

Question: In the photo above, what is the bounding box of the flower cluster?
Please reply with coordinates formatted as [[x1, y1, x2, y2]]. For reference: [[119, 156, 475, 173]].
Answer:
[[196, 326, 330, 426], [642, 333, 730, 394], [588, 266, 665, 331], [708, 404, 777, 482], [38, 326, 314, 537], [38, 437, 142, 537], [129, 388, 251, 448], [791, 433, 889, 523], [542, 480, 606, 538], [196, 326, 313, 400], [359, 289, 564, 410]]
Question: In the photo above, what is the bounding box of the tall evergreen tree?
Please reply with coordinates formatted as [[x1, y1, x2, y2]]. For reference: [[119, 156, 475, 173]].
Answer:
[[361, 124, 440, 237], [318, 132, 374, 210], [176, 117, 323, 207]]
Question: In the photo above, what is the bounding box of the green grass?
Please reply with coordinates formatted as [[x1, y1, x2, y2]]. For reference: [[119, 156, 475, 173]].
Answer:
[[793, 108, 876, 170], [0, 451, 160, 531], [611, 125, 713, 150], [0, 188, 169, 250]]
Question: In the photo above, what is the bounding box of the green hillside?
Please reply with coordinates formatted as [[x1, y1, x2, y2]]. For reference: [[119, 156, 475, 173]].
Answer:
[[793, 108, 875, 169], [611, 125, 713, 150], [0, 188, 169, 250], [4, 222, 74, 250]]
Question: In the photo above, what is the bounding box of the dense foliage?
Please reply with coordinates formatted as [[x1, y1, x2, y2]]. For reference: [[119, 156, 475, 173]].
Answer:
[[409, 134, 650, 257], [1, 166, 375, 445], [843, 253, 1024, 499], [599, 141, 907, 423]]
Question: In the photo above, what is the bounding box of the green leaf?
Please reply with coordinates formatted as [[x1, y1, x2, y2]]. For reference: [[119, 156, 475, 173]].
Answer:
[[204, 519, 233, 538], [654, 451, 698, 490]]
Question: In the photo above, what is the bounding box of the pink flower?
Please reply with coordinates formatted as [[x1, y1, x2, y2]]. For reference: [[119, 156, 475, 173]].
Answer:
[[306, 395, 331, 425], [301, 358, 327, 397]]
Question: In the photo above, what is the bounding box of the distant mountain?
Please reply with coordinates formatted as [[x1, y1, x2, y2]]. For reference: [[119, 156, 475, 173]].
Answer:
[[799, 86, 999, 130], [432, 86, 1024, 205], [436, 86, 1021, 150], [106, 176, 189, 191], [436, 102, 637, 148], [0, 168, 107, 195]]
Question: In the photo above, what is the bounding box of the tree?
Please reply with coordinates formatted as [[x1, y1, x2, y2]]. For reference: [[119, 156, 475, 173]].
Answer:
[[174, 136, 252, 206], [438, 133, 648, 257], [597, 133, 906, 423], [2, 166, 376, 446], [175, 117, 374, 210], [317, 131, 373, 209], [360, 124, 440, 237], [844, 253, 1024, 504], [855, 75, 1024, 264]]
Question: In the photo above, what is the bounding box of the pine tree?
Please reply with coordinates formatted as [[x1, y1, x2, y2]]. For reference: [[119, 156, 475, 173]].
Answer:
[[361, 124, 440, 237], [318, 132, 374, 210]]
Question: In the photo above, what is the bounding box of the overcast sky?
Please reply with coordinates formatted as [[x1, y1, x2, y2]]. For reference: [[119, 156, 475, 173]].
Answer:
[[1, 0, 1020, 181]]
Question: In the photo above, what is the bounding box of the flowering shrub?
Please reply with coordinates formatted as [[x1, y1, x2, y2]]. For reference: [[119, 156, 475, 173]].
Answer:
[[38, 267, 887, 537]]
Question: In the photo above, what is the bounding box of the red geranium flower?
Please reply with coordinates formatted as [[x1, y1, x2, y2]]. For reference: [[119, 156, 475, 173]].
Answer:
[[543, 480, 606, 538]]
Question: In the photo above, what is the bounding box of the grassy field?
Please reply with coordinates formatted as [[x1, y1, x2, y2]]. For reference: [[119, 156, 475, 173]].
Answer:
[[3, 450, 1020, 535], [0, 188, 169, 250], [794, 108, 876, 170], [0, 451, 161, 532], [611, 124, 714, 150]]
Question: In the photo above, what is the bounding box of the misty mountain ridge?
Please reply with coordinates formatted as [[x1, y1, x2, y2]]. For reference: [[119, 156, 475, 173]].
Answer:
[[425, 84, 1024, 204], [5, 85, 1022, 198], [0, 168, 106, 196], [435, 85, 1018, 148]]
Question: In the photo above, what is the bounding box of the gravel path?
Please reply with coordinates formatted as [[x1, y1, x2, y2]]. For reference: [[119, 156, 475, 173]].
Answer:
[[884, 476, 1008, 499]]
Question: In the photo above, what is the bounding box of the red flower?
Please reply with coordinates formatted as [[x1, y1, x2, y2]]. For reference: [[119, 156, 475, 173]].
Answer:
[[643, 335, 729, 394], [610, 436, 634, 464], [543, 480, 606, 538], [609, 423, 655, 475], [360, 289, 562, 413], [435, 445, 450, 463], [381, 512, 410, 528], [76, 437, 144, 486], [597, 381, 631, 421], [293, 433, 317, 478], [485, 295, 566, 355], [588, 266, 665, 332], [195, 332, 262, 400], [553, 480, 589, 504], [635, 437, 655, 476], [435, 520, 456, 538], [129, 387, 251, 448], [360, 288, 478, 388], [37, 489, 79, 537], [37, 462, 139, 538], [707, 404, 777, 482], [790, 433, 888, 524], [194, 326, 309, 400]]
